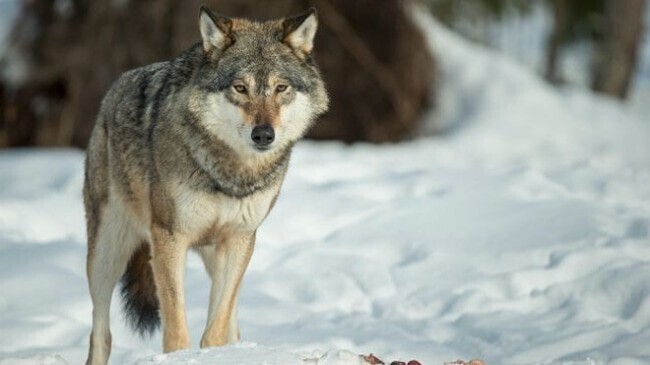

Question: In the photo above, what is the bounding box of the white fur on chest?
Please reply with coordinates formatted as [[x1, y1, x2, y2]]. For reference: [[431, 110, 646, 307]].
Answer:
[[173, 184, 279, 239]]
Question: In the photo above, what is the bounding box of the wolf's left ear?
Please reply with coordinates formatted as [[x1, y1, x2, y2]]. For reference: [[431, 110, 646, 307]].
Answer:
[[282, 8, 318, 55], [199, 6, 233, 53]]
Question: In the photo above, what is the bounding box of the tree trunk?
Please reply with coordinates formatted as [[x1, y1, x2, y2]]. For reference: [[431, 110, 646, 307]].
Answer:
[[591, 0, 647, 99], [545, 0, 569, 84], [0, 0, 434, 148]]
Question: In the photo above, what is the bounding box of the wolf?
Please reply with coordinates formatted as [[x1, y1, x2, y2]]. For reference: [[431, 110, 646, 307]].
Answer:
[[83, 6, 328, 365]]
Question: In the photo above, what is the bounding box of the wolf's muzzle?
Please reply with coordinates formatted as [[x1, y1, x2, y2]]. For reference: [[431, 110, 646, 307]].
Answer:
[[251, 124, 275, 148]]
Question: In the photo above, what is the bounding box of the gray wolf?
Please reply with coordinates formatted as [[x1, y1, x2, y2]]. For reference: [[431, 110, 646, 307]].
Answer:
[[83, 6, 328, 365]]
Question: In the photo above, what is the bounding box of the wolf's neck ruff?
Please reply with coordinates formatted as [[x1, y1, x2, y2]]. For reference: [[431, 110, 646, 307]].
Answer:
[[181, 111, 291, 198]]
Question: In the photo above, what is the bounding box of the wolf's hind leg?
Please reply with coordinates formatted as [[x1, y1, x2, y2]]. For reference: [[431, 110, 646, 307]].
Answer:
[[85, 199, 141, 365], [198, 232, 255, 347]]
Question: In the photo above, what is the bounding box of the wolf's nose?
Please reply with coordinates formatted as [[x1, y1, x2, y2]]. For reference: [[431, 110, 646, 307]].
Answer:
[[251, 125, 275, 147]]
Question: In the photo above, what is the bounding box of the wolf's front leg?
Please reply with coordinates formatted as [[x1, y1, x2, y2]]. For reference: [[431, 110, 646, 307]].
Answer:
[[151, 226, 191, 352], [199, 231, 255, 347]]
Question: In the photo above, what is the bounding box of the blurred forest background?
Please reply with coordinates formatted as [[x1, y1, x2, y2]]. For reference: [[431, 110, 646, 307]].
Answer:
[[0, 0, 648, 148]]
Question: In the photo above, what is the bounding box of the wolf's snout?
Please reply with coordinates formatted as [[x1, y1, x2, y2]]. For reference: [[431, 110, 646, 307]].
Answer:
[[251, 125, 275, 147]]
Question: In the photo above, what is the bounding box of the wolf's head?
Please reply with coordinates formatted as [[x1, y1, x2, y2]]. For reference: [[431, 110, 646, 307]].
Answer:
[[191, 6, 329, 157]]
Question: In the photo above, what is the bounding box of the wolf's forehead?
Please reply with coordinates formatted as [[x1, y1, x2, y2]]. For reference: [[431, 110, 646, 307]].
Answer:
[[239, 72, 283, 86], [217, 49, 311, 92], [209, 28, 316, 93], [240, 64, 289, 83]]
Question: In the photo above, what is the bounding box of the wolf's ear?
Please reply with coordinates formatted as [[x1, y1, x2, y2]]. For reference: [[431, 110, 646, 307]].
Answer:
[[199, 6, 233, 53], [282, 8, 318, 55]]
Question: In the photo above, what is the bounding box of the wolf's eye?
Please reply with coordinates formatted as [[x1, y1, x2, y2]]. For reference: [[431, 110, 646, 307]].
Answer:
[[275, 84, 288, 93], [233, 85, 247, 94]]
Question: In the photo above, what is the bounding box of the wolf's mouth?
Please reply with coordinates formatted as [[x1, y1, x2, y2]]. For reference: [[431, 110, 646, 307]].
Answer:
[[254, 145, 272, 152]]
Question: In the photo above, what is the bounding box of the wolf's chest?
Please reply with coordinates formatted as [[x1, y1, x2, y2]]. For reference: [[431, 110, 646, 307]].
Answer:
[[173, 184, 279, 238]]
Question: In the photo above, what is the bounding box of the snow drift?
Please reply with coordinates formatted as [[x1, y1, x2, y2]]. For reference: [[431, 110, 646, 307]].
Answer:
[[1, 11, 650, 365]]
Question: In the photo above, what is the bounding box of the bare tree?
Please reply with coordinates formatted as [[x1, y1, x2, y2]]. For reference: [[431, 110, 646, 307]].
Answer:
[[592, 0, 647, 99], [545, 0, 569, 84], [0, 0, 434, 148]]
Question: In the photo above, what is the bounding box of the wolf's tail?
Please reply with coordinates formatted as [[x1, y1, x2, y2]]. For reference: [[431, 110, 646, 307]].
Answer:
[[120, 244, 160, 336]]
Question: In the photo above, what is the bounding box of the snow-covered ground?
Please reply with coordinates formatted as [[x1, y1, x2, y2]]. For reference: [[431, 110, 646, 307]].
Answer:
[[1, 11, 650, 365]]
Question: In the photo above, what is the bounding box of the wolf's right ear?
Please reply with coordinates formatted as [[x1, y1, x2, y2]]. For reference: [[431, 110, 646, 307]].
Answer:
[[199, 6, 233, 53]]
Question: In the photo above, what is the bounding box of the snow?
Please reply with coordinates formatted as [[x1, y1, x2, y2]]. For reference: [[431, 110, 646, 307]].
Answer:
[[0, 0, 28, 86], [131, 344, 370, 365], [1, 10, 650, 365], [134, 343, 309, 365], [632, 3, 650, 116], [0, 0, 19, 53]]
